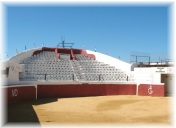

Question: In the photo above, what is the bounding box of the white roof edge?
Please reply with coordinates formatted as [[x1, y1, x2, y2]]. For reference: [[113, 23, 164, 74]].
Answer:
[[8, 47, 42, 61], [86, 49, 131, 72]]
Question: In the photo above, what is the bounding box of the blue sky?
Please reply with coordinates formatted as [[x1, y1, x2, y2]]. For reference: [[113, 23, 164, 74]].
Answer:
[[5, 4, 170, 63]]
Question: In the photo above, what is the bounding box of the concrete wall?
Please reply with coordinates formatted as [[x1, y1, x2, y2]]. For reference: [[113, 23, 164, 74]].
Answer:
[[1, 48, 42, 85], [134, 67, 175, 74], [133, 67, 168, 83], [1, 61, 23, 85]]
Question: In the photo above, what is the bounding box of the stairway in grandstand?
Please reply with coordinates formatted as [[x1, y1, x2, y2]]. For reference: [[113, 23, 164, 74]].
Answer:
[[74, 54, 128, 81], [19, 51, 133, 82]]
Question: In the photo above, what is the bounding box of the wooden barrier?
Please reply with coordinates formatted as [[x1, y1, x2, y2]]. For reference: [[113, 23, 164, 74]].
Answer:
[[5, 83, 166, 104], [5, 86, 36, 104], [138, 84, 165, 97], [37, 84, 137, 98]]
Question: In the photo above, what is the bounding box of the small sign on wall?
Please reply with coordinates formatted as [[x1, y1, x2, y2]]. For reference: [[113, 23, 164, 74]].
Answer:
[[138, 84, 165, 96], [12, 89, 18, 97], [156, 68, 166, 73], [148, 85, 153, 94]]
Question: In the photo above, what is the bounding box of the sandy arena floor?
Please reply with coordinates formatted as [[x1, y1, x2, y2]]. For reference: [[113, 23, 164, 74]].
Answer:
[[7, 95, 173, 127]]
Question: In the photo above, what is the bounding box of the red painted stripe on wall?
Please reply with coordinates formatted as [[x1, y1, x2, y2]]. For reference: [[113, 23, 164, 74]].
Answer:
[[37, 84, 137, 98]]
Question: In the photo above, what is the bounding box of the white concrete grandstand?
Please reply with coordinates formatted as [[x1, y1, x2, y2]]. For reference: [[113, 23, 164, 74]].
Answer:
[[1, 46, 174, 97]]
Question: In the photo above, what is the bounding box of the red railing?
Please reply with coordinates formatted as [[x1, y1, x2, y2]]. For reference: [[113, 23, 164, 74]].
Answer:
[[32, 47, 95, 60]]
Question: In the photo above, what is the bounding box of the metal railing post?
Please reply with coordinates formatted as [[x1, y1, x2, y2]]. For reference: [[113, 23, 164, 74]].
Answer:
[[72, 74, 74, 81], [45, 74, 47, 80]]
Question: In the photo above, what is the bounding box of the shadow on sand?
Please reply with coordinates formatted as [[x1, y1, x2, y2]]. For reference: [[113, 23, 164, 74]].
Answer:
[[6, 98, 58, 126]]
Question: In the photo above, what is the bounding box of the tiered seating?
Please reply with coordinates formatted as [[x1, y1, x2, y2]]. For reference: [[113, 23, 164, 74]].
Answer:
[[75, 54, 92, 60], [74, 54, 128, 82], [19, 51, 130, 82], [22, 51, 58, 64], [20, 51, 74, 81]]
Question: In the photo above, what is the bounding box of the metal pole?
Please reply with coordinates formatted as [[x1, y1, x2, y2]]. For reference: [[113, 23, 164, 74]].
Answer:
[[136, 56, 137, 63], [45, 74, 46, 80], [72, 74, 74, 81], [149, 57, 150, 63]]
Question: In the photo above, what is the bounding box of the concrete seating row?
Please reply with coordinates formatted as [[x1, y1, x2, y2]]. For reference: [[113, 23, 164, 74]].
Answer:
[[74, 54, 92, 60], [25, 65, 72, 69], [20, 52, 130, 82], [20, 51, 74, 81], [74, 55, 128, 82], [20, 73, 73, 81]]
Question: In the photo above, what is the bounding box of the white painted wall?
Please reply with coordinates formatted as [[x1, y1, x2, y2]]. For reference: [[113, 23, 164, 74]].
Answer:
[[132, 67, 175, 84], [1, 48, 42, 85], [1, 48, 41, 86], [1, 61, 23, 85], [134, 67, 175, 74], [134, 72, 153, 83], [8, 48, 42, 63], [60, 53, 70, 60], [86, 50, 131, 72]]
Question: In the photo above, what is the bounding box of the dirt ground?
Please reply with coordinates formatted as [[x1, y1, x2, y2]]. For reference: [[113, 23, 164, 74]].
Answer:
[[7, 95, 173, 127]]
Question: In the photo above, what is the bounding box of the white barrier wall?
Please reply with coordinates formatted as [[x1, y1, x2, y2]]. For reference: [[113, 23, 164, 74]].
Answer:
[[86, 50, 131, 72]]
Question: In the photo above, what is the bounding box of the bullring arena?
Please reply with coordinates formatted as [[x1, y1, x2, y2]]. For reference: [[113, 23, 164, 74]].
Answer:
[[1, 45, 174, 127]]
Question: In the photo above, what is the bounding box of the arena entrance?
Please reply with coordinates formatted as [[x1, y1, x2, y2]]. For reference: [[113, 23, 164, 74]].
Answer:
[[161, 74, 174, 96]]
